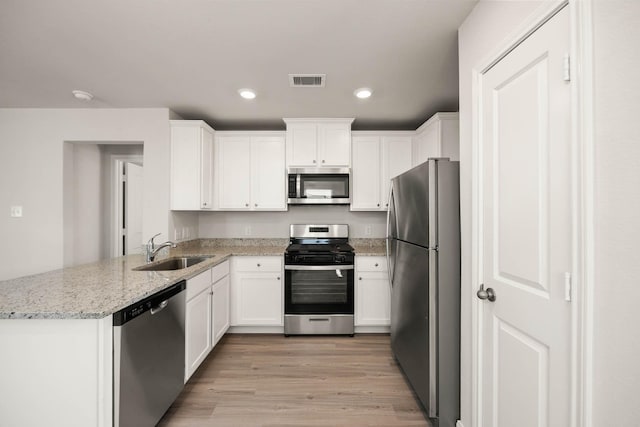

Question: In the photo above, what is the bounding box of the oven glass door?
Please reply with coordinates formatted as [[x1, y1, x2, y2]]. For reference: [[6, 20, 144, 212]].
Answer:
[[285, 265, 354, 314]]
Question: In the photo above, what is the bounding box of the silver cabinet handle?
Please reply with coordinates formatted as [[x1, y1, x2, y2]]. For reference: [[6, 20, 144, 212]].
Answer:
[[477, 284, 496, 302], [277, 276, 280, 280], [322, 160, 325, 163], [245, 203, 249, 207], [257, 263, 261, 267], [359, 277, 362, 280], [374, 263, 379, 267], [255, 203, 258, 207], [313, 159, 317, 163]]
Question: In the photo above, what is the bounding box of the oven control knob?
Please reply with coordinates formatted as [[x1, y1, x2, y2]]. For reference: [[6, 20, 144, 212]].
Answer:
[[336, 255, 346, 263]]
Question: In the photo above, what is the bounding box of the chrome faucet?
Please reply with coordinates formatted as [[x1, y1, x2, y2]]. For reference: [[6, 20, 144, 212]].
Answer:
[[146, 233, 177, 262]]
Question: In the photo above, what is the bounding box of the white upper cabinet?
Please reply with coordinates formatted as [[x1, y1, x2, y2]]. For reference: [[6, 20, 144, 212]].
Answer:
[[412, 112, 459, 167], [215, 132, 286, 211], [351, 136, 382, 209], [284, 118, 354, 167], [351, 132, 413, 211], [170, 120, 215, 210]]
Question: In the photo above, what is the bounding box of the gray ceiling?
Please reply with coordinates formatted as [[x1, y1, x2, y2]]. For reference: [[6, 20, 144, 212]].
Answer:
[[0, 0, 477, 130]]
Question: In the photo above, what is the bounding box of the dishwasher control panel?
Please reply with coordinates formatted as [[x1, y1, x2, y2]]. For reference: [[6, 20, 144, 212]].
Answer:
[[113, 280, 185, 326]]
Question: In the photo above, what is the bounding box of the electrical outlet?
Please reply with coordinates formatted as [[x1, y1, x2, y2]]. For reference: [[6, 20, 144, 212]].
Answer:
[[244, 226, 252, 236], [10, 206, 22, 218], [364, 225, 372, 236]]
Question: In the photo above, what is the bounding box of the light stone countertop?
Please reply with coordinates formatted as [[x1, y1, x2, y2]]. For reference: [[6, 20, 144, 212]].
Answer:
[[0, 238, 386, 320], [0, 242, 285, 320]]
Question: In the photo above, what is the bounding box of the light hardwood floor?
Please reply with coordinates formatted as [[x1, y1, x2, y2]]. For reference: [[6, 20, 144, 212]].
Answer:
[[159, 334, 431, 427]]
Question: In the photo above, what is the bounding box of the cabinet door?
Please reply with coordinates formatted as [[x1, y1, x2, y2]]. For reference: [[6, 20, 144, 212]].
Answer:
[[318, 123, 351, 166], [170, 125, 201, 210], [233, 274, 282, 325], [355, 272, 391, 326], [185, 288, 212, 380], [381, 136, 412, 209], [287, 123, 317, 166], [218, 136, 251, 209], [351, 136, 381, 210], [251, 136, 286, 210], [212, 275, 230, 346], [200, 127, 214, 209]]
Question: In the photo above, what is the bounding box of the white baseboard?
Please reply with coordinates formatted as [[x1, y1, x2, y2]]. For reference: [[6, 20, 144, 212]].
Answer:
[[456, 420, 465, 427], [227, 326, 284, 334]]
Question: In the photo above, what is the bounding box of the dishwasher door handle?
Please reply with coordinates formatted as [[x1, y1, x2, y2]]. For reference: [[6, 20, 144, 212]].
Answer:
[[150, 300, 169, 315]]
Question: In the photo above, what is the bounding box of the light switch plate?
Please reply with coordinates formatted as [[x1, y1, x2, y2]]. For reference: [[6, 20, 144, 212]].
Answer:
[[10, 206, 23, 217]]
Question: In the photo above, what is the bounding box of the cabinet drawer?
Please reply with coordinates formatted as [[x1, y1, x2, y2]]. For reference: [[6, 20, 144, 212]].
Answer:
[[356, 256, 388, 272], [212, 260, 230, 282], [234, 256, 282, 272], [186, 269, 212, 301]]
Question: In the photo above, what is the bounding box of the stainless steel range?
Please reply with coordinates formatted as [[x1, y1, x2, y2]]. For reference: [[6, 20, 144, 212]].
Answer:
[[284, 224, 355, 335]]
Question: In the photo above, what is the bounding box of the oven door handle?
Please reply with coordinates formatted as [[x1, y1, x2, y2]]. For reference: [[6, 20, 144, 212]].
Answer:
[[284, 265, 354, 271]]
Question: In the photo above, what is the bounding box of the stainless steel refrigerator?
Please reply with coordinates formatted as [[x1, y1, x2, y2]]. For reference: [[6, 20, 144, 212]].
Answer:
[[386, 158, 460, 427]]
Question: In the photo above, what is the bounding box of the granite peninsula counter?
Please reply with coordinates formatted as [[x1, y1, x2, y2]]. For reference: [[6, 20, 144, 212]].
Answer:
[[0, 238, 385, 320], [0, 240, 287, 320]]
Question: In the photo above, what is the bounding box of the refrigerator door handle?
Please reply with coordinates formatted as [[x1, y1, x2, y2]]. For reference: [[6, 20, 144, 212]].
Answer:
[[386, 183, 396, 287], [428, 250, 438, 418], [427, 159, 438, 418]]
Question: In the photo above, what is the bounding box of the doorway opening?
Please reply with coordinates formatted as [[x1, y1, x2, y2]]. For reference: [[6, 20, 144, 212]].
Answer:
[[62, 142, 143, 267]]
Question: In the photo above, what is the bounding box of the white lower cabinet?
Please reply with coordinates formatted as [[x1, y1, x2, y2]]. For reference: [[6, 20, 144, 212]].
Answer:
[[355, 256, 391, 330], [212, 274, 230, 345], [184, 260, 230, 381], [230, 256, 283, 327]]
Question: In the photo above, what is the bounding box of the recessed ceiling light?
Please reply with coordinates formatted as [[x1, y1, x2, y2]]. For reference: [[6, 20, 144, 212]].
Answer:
[[354, 88, 373, 99], [72, 90, 94, 101], [238, 88, 256, 99]]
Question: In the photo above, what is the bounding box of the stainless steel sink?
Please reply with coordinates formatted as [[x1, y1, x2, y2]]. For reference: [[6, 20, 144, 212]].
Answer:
[[133, 256, 213, 271]]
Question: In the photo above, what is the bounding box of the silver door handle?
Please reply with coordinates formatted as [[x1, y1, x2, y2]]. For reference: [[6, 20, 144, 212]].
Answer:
[[150, 300, 169, 315], [477, 284, 496, 302]]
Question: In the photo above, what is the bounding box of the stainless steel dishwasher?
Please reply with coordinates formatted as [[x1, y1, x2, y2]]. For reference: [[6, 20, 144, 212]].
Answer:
[[113, 280, 186, 427]]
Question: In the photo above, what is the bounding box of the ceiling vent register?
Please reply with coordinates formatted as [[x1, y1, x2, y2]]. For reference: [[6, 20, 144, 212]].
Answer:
[[289, 74, 326, 87]]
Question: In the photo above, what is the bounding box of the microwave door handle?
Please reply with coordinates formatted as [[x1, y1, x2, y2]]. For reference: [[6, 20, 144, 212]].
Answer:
[[296, 174, 301, 198]]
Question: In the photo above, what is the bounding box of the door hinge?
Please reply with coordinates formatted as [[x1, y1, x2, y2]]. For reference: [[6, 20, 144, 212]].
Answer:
[[563, 53, 571, 82], [564, 272, 572, 302]]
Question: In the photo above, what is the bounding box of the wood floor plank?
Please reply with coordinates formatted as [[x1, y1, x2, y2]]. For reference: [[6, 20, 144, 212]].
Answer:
[[159, 334, 431, 427]]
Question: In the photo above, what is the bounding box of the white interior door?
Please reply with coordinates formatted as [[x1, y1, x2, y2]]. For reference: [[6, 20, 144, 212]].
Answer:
[[479, 6, 572, 427], [125, 162, 143, 255]]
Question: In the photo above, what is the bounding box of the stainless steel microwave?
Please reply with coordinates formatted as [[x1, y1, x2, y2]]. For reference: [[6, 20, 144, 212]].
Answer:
[[287, 168, 350, 205]]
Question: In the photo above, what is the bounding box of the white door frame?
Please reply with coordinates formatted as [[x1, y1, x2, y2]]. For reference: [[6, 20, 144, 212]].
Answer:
[[469, 1, 594, 426], [110, 155, 143, 257]]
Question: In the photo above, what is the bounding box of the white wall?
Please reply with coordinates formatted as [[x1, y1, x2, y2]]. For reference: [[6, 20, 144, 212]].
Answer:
[[591, 1, 640, 425], [0, 108, 173, 281], [198, 206, 387, 239], [458, 2, 544, 425]]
